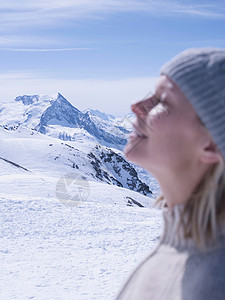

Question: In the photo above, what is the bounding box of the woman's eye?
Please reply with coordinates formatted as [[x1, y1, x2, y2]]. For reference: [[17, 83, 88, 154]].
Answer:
[[143, 96, 162, 112], [154, 92, 167, 105], [140, 93, 167, 114]]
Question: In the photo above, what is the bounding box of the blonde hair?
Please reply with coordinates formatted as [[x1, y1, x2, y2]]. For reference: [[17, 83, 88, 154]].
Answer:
[[156, 157, 225, 249]]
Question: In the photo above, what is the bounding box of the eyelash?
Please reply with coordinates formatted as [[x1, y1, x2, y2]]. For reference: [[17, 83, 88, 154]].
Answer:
[[152, 95, 164, 105]]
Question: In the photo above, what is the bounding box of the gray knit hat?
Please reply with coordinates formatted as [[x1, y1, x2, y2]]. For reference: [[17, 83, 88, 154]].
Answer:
[[160, 48, 225, 159]]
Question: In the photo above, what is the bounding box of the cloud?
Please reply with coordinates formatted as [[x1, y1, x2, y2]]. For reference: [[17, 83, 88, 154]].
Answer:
[[0, 71, 158, 115], [0, 0, 224, 34], [0, 34, 62, 47], [1, 0, 224, 49]]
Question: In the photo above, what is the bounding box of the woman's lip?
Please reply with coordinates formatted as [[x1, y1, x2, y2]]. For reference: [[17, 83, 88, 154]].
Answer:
[[132, 124, 147, 138], [128, 132, 145, 144]]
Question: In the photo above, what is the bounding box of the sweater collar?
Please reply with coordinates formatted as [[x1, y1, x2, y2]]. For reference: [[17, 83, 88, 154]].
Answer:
[[159, 203, 197, 251]]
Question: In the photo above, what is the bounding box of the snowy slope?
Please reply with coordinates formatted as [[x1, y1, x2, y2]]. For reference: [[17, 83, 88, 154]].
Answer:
[[0, 129, 161, 299], [0, 126, 155, 197]]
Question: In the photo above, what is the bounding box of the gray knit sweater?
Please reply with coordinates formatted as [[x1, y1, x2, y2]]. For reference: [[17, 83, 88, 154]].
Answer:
[[115, 205, 225, 300]]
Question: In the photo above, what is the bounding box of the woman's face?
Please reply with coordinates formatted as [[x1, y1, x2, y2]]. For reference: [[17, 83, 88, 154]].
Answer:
[[124, 75, 207, 177]]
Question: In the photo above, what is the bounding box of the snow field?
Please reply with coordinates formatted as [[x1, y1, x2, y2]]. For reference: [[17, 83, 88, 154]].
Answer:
[[0, 175, 162, 300]]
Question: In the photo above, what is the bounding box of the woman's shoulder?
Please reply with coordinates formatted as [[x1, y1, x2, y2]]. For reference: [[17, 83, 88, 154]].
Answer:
[[182, 244, 225, 300]]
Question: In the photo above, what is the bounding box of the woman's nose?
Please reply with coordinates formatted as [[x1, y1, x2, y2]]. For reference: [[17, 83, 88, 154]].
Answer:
[[131, 99, 150, 117]]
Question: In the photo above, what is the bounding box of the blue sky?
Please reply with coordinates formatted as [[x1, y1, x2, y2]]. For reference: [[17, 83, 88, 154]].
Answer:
[[1, 0, 225, 114]]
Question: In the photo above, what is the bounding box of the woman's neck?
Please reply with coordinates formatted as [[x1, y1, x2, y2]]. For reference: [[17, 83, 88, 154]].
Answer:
[[154, 162, 209, 208]]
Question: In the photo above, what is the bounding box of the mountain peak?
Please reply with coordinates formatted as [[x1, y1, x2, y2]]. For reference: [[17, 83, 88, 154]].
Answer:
[[56, 92, 65, 100], [54, 93, 72, 105]]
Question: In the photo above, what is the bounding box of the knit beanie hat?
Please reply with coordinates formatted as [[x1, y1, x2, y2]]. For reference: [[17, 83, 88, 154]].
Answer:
[[160, 48, 225, 159]]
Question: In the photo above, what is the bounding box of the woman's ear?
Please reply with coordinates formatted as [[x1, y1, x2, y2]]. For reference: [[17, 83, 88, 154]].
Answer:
[[200, 140, 222, 164]]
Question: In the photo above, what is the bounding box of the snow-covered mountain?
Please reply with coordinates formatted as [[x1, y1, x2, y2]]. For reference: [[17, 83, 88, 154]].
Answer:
[[0, 93, 160, 200], [0, 93, 127, 149]]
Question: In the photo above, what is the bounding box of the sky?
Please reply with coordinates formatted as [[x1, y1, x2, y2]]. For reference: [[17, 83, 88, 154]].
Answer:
[[1, 0, 225, 114]]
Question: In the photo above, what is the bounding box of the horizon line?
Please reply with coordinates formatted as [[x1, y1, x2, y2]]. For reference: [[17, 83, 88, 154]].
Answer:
[[0, 47, 93, 52]]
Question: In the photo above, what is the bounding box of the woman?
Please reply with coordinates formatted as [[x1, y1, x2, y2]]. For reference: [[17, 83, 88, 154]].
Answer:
[[116, 48, 225, 300]]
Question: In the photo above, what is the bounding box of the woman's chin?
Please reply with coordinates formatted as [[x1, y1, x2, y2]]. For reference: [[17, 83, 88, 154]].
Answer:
[[124, 137, 153, 172], [124, 141, 134, 159], [124, 133, 146, 159], [124, 140, 141, 163]]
